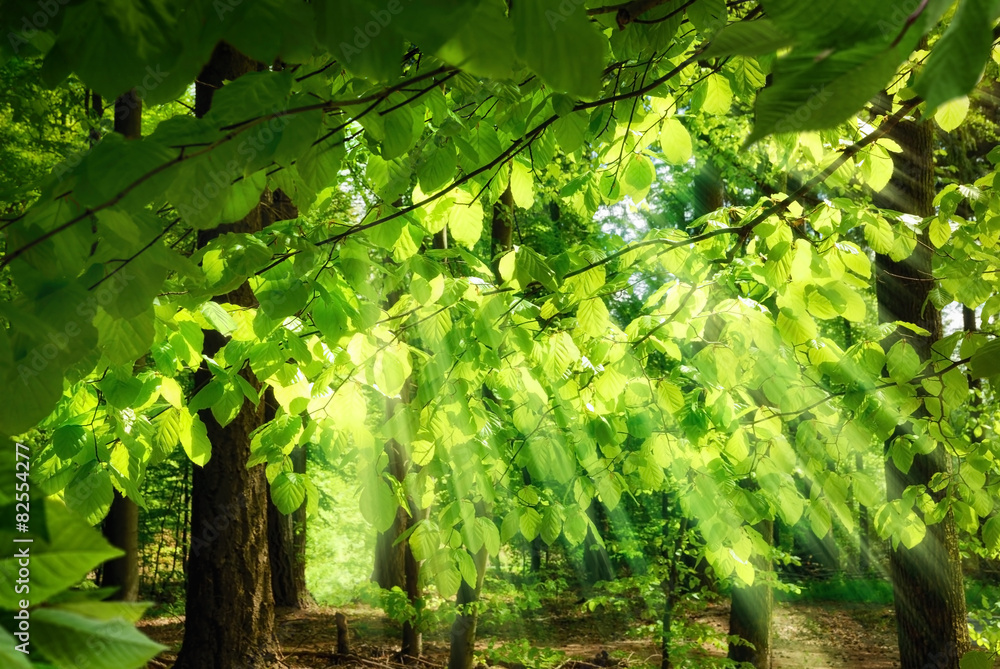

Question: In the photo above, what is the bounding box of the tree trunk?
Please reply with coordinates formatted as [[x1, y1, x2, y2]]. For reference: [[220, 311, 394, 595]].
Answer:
[[856, 453, 871, 575], [102, 489, 140, 601], [727, 518, 773, 669], [583, 501, 614, 584], [100, 88, 143, 603], [448, 544, 489, 669], [874, 117, 969, 669], [174, 42, 280, 669], [661, 492, 685, 669], [490, 184, 514, 267], [265, 388, 309, 609], [692, 160, 724, 221], [372, 378, 423, 660], [291, 443, 309, 600]]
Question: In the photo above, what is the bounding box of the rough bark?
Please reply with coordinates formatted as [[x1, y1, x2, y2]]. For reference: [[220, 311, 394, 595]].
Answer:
[[874, 117, 969, 669], [100, 89, 143, 603], [174, 42, 280, 669]]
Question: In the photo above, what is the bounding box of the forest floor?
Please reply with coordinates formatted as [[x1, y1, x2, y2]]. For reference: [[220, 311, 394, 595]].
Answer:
[[139, 599, 902, 668]]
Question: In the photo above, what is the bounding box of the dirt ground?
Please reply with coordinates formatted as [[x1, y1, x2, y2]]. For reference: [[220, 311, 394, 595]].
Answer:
[[140, 599, 907, 669], [690, 601, 900, 669]]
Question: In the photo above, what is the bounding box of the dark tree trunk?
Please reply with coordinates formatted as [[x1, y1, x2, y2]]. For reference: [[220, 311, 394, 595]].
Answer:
[[583, 501, 614, 584], [102, 489, 140, 601], [448, 544, 488, 669], [692, 160, 724, 221], [100, 88, 143, 603], [372, 381, 423, 660], [490, 184, 514, 266], [874, 117, 969, 669], [856, 453, 871, 575], [843, 319, 872, 574], [447, 189, 512, 669], [267, 495, 299, 608], [727, 518, 773, 669], [661, 492, 685, 669], [265, 389, 309, 609], [174, 42, 280, 669], [291, 444, 309, 599]]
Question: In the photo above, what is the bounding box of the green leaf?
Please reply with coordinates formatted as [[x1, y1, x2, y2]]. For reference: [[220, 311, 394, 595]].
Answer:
[[360, 477, 397, 533], [540, 505, 564, 545], [968, 339, 1000, 378], [693, 73, 732, 115], [95, 306, 154, 366], [0, 500, 122, 609], [436, 567, 462, 599], [929, 217, 952, 248], [32, 608, 165, 669], [703, 19, 794, 58], [562, 507, 588, 546], [500, 511, 520, 543], [578, 298, 610, 338], [199, 301, 237, 335], [519, 507, 542, 541], [659, 118, 692, 165], [374, 346, 408, 397], [863, 215, 893, 254], [934, 96, 970, 132], [886, 341, 921, 384], [859, 145, 893, 193], [52, 425, 88, 460], [204, 70, 293, 128], [447, 193, 485, 249], [382, 102, 419, 160], [687, 0, 727, 34], [456, 548, 478, 586], [315, 1, 405, 81], [512, 0, 606, 98], [513, 247, 559, 291], [748, 43, 903, 144], [436, 0, 516, 79], [553, 111, 589, 153], [417, 141, 458, 194], [159, 377, 183, 409], [621, 154, 655, 202], [960, 650, 995, 669], [510, 161, 535, 209], [985, 513, 1000, 554], [0, 626, 32, 669], [271, 471, 307, 514], [916, 0, 1000, 113], [64, 462, 113, 525], [477, 516, 501, 557], [178, 409, 212, 466]]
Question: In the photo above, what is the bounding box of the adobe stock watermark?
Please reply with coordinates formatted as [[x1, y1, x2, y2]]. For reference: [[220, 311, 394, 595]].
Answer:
[[188, 495, 253, 557], [338, 0, 409, 65], [877, 0, 928, 41], [6, 0, 71, 54], [546, 0, 587, 28], [174, 107, 293, 223]]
